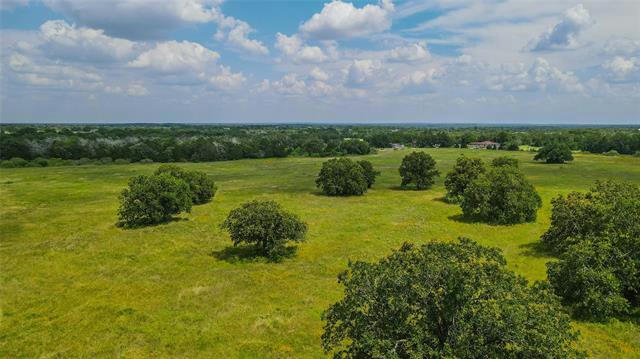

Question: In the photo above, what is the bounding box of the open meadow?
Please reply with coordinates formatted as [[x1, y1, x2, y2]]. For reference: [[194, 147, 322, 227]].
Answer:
[[1, 148, 639, 358]]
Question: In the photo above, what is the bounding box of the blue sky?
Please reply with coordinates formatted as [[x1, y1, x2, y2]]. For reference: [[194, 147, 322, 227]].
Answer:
[[1, 0, 639, 124]]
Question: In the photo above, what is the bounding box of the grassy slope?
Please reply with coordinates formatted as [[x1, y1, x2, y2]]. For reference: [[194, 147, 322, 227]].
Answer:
[[1, 148, 639, 358]]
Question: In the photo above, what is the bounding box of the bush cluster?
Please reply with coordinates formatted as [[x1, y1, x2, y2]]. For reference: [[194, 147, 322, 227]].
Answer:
[[117, 165, 216, 227], [543, 180, 640, 320], [315, 158, 379, 196], [461, 165, 541, 224]]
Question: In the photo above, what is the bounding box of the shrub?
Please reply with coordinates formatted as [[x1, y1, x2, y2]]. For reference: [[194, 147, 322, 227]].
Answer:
[[542, 180, 640, 320], [534, 142, 573, 163], [114, 158, 130, 165], [9, 157, 28, 167], [0, 160, 15, 168], [604, 150, 619, 156], [316, 158, 368, 196], [491, 156, 519, 168], [220, 200, 307, 260], [322, 238, 584, 358], [356, 160, 379, 188], [154, 164, 217, 204], [398, 151, 440, 189], [74, 158, 92, 165], [461, 166, 541, 224], [444, 155, 485, 202], [139, 158, 154, 164], [100, 157, 113, 164], [117, 174, 192, 227], [634, 151, 640, 157], [32, 157, 49, 167]]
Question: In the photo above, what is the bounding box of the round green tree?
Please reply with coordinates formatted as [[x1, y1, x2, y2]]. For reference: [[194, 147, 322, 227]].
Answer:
[[220, 200, 307, 260], [117, 174, 192, 227], [444, 155, 485, 202], [316, 158, 369, 196], [461, 166, 542, 224], [322, 238, 584, 359], [154, 164, 217, 204], [357, 160, 380, 188], [398, 151, 440, 189], [534, 142, 574, 163]]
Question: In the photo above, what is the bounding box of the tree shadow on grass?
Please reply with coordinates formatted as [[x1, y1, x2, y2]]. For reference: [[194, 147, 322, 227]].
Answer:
[[389, 185, 432, 191], [211, 245, 298, 263], [447, 214, 512, 227], [117, 216, 188, 230], [447, 213, 480, 224], [434, 196, 457, 204], [518, 241, 554, 258]]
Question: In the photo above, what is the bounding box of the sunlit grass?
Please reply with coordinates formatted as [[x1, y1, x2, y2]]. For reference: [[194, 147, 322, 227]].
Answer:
[[1, 148, 639, 357]]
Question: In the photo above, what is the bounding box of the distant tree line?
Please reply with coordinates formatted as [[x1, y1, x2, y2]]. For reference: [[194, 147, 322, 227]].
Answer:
[[2, 124, 639, 167]]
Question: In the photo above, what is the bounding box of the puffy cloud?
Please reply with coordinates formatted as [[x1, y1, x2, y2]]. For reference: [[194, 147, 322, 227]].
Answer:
[[217, 20, 269, 55], [275, 33, 327, 63], [300, 0, 394, 40], [528, 4, 594, 51], [209, 66, 247, 89], [126, 83, 149, 96], [271, 73, 307, 96], [603, 56, 637, 78], [395, 69, 439, 93], [43, 0, 268, 56], [309, 67, 329, 81], [128, 40, 219, 72], [345, 59, 381, 87], [8, 52, 103, 90], [39, 20, 137, 62], [387, 41, 430, 62], [488, 57, 583, 92], [42, 0, 221, 39]]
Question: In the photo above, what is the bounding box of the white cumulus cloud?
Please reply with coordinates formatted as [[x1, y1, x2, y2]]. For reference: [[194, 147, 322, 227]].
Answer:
[[528, 4, 594, 51], [300, 0, 394, 40], [128, 40, 219, 72], [275, 33, 328, 63]]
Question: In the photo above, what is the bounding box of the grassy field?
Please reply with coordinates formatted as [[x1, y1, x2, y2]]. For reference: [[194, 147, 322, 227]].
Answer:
[[1, 148, 640, 358]]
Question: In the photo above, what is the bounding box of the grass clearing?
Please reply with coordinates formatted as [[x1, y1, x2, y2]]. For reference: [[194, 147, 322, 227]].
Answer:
[[1, 148, 640, 358]]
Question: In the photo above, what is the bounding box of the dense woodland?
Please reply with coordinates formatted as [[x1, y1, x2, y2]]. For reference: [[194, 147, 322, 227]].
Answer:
[[1, 124, 639, 167]]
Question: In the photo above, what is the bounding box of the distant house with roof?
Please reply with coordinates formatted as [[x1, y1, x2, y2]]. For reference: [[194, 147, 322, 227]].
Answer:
[[467, 141, 500, 149]]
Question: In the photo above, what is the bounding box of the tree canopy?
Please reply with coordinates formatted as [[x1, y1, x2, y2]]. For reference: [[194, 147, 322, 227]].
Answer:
[[544, 180, 640, 320], [220, 200, 307, 260], [316, 158, 369, 196], [117, 174, 192, 227], [357, 160, 380, 188], [155, 164, 217, 204], [398, 152, 440, 190], [444, 155, 485, 202], [461, 166, 541, 224], [322, 238, 584, 359], [534, 142, 574, 163]]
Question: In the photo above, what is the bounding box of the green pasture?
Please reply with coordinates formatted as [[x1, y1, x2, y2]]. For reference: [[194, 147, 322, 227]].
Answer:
[[1, 148, 639, 358]]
